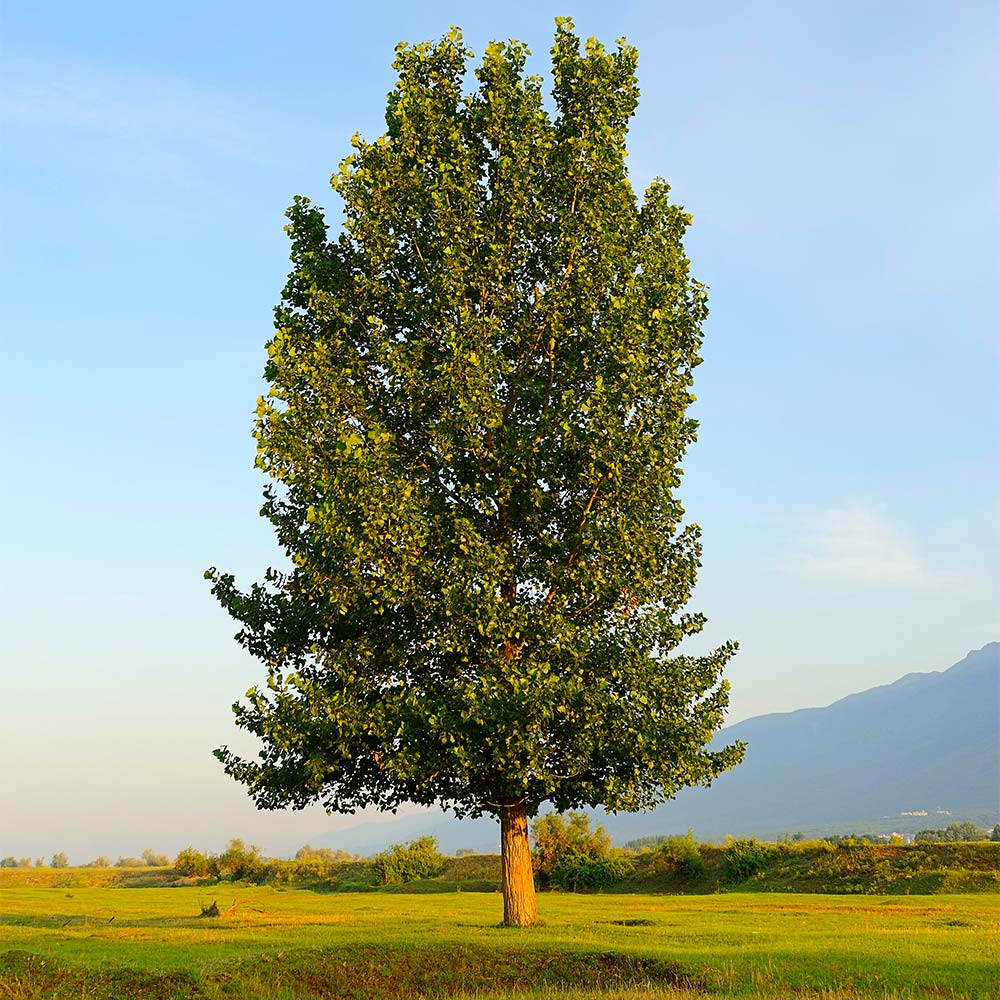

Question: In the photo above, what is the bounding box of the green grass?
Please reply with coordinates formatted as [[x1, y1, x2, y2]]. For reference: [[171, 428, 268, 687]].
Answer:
[[1, 886, 997, 999]]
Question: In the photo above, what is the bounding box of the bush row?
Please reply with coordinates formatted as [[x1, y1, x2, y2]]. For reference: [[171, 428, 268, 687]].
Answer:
[[172, 837, 447, 888]]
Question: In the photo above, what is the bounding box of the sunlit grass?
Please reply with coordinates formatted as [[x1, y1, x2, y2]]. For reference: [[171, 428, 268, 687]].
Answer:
[[1, 888, 996, 998]]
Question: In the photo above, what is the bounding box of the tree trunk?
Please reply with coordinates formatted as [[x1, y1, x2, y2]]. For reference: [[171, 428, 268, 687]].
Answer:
[[499, 803, 538, 926]]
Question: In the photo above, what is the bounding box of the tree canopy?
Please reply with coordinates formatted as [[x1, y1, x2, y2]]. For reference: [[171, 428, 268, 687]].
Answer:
[[209, 19, 744, 924]]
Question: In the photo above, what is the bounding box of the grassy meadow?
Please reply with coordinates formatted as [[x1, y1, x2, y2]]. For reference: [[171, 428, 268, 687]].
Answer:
[[1, 882, 998, 999]]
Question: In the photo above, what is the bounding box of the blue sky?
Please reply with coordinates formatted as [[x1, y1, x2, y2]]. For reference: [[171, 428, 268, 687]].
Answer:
[[2, 0, 997, 861]]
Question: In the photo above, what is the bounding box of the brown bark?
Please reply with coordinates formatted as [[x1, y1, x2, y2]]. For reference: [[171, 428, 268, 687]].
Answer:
[[499, 802, 538, 926]]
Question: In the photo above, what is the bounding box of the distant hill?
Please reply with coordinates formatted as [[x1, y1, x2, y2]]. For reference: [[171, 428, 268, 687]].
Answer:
[[601, 641, 999, 842], [304, 643, 1000, 855]]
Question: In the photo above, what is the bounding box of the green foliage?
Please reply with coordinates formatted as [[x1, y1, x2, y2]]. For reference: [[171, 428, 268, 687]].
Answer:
[[141, 848, 171, 867], [532, 811, 632, 890], [216, 839, 265, 880], [49, 852, 68, 869], [173, 847, 215, 878], [0, 857, 17, 868], [913, 822, 988, 843], [823, 833, 881, 847], [723, 839, 774, 882], [991, 824, 1000, 842], [84, 856, 111, 868], [558, 853, 635, 892], [649, 831, 706, 878], [208, 20, 742, 833], [373, 836, 445, 885], [532, 811, 609, 880]]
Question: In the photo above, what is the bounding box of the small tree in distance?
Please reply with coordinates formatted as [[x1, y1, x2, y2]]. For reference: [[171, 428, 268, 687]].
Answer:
[[209, 19, 744, 926], [373, 836, 445, 885], [217, 838, 265, 880], [173, 847, 214, 878]]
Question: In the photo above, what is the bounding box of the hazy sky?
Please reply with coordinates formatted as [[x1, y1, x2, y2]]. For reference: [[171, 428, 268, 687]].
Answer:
[[2, 0, 997, 862]]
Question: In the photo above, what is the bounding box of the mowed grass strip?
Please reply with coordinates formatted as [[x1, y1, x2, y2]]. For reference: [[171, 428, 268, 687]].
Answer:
[[1, 889, 997, 999]]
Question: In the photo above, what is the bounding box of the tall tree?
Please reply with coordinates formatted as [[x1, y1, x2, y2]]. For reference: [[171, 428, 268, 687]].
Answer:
[[209, 19, 744, 926]]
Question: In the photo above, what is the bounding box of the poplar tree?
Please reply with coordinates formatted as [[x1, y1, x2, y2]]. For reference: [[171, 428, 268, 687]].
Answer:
[[209, 19, 744, 926]]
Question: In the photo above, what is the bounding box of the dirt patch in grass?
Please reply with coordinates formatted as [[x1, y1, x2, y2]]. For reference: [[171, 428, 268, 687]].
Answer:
[[0, 945, 700, 999]]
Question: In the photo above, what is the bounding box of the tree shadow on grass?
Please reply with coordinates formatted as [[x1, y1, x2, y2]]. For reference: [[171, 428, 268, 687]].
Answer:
[[0, 943, 704, 998]]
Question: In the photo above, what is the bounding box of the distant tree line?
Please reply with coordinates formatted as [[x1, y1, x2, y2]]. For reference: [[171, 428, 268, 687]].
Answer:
[[627, 823, 1000, 851], [5, 819, 997, 889], [821, 833, 905, 847], [173, 839, 365, 883], [0, 853, 71, 868], [913, 822, 999, 844], [1, 849, 176, 869], [775, 823, 1000, 846]]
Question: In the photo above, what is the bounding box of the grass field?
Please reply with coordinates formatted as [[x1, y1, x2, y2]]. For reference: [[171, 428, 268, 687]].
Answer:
[[1, 885, 997, 999]]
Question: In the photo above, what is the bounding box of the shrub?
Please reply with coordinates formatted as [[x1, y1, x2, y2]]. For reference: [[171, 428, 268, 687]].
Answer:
[[217, 839, 265, 880], [141, 849, 171, 867], [0, 857, 17, 868], [173, 847, 215, 878], [261, 855, 357, 886], [50, 852, 69, 869], [723, 838, 773, 881], [373, 836, 445, 885], [549, 850, 634, 891], [650, 831, 706, 878], [532, 811, 631, 891]]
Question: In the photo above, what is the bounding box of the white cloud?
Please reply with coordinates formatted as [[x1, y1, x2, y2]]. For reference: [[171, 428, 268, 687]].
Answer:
[[785, 503, 934, 586]]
